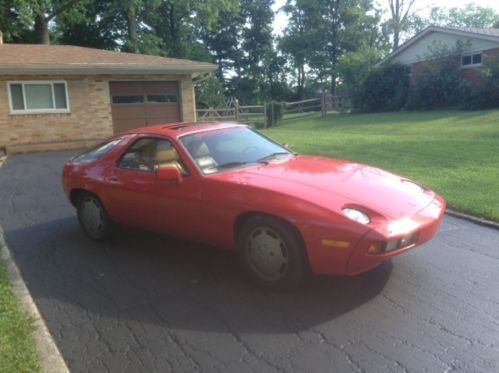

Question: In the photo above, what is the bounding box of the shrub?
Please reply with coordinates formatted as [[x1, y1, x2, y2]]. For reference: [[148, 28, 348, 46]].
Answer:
[[463, 55, 499, 109], [406, 54, 471, 110], [357, 64, 411, 112]]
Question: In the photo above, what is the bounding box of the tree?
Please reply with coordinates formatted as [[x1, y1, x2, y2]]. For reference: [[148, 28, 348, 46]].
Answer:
[[236, 0, 275, 103], [0, 0, 34, 42], [281, 0, 381, 95], [201, 0, 278, 103], [385, 0, 416, 51], [55, 0, 120, 49], [195, 77, 227, 108], [279, 3, 310, 99], [200, 9, 243, 81], [146, 0, 238, 58], [27, 0, 92, 44], [426, 4, 499, 29], [337, 48, 381, 106]]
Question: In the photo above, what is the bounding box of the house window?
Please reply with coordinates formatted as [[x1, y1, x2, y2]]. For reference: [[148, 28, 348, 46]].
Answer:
[[8, 81, 70, 114], [146, 94, 178, 103], [461, 53, 482, 68]]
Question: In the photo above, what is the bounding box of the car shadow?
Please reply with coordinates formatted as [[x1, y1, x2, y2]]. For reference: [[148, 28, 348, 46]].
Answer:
[[5, 216, 393, 334]]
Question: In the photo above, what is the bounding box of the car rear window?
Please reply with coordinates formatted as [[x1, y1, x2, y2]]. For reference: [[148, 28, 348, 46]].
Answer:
[[72, 137, 127, 163]]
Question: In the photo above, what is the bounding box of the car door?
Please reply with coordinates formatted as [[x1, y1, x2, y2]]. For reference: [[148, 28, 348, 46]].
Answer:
[[102, 136, 202, 239]]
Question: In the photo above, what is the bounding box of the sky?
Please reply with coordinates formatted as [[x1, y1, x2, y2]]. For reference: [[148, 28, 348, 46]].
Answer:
[[272, 0, 499, 35]]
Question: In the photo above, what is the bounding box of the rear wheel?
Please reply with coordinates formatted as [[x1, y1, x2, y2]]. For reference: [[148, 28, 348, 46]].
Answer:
[[238, 215, 307, 289], [77, 192, 113, 241]]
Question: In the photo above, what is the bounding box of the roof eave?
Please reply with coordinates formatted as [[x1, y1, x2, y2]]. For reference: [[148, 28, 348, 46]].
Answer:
[[376, 26, 499, 66], [0, 63, 218, 76]]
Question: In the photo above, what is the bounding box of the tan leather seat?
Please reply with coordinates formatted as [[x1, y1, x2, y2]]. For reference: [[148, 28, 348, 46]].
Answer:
[[187, 140, 218, 171], [155, 143, 183, 172]]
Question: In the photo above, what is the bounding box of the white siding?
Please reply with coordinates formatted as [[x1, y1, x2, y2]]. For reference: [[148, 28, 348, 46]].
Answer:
[[393, 32, 499, 65]]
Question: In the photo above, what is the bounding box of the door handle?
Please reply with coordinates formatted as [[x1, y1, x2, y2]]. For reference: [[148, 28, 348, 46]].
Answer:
[[107, 176, 119, 183]]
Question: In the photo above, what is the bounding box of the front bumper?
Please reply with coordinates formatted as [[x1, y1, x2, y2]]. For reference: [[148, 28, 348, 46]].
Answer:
[[345, 195, 446, 275]]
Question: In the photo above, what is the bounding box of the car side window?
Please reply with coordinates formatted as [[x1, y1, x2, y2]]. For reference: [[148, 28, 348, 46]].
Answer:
[[118, 138, 188, 175]]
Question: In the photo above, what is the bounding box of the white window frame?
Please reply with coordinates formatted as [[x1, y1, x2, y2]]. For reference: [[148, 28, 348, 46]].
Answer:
[[7, 80, 71, 115], [461, 52, 483, 69]]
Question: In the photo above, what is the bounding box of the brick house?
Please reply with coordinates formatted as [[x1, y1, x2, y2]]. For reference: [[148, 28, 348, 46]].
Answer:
[[0, 39, 217, 154], [378, 26, 499, 84]]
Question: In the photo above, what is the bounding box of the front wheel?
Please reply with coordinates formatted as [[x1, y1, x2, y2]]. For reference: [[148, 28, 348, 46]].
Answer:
[[238, 216, 307, 289], [77, 192, 113, 241]]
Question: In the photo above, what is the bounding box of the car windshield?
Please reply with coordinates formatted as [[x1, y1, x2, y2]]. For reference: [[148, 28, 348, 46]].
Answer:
[[179, 126, 294, 174]]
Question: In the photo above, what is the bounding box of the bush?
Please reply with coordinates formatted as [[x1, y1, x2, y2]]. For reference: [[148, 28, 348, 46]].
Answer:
[[406, 55, 471, 110], [357, 64, 411, 112], [463, 55, 499, 109]]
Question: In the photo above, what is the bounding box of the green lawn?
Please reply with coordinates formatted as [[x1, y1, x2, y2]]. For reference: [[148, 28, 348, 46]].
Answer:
[[0, 259, 41, 373], [262, 110, 499, 221]]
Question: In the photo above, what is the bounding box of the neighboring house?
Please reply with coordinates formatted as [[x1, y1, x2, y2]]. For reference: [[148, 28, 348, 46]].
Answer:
[[379, 26, 499, 81], [0, 36, 217, 154]]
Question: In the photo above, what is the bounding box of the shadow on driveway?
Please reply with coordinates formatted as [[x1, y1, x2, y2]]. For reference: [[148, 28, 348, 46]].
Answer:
[[6, 216, 392, 335]]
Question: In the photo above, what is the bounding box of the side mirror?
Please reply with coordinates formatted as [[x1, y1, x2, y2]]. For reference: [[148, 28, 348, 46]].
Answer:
[[156, 166, 183, 185]]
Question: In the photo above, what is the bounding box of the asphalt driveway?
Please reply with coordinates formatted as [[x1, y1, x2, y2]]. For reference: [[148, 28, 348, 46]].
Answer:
[[0, 151, 498, 372]]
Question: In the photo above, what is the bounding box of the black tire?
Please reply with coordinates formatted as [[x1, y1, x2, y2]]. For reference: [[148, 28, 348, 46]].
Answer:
[[76, 192, 113, 241], [238, 215, 307, 290]]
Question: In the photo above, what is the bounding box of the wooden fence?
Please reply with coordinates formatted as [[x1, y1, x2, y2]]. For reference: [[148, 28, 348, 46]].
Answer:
[[196, 101, 267, 127], [269, 94, 350, 126], [196, 94, 350, 128]]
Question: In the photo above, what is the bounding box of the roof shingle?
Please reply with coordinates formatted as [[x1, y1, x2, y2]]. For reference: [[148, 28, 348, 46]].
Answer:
[[0, 44, 217, 74]]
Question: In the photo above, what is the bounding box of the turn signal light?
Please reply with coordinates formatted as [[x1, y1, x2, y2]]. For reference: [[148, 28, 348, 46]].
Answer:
[[368, 243, 384, 254]]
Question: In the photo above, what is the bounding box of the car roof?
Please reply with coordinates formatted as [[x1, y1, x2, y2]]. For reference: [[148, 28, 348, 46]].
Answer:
[[122, 122, 246, 138]]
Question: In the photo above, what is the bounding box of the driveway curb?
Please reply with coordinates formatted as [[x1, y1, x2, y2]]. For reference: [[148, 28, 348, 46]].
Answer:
[[446, 209, 499, 230], [0, 230, 69, 373]]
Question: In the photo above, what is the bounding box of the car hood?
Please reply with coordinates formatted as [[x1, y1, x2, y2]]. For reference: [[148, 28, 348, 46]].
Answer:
[[227, 155, 435, 220]]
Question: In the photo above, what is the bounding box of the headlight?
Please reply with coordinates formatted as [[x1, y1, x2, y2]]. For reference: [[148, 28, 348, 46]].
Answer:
[[401, 179, 425, 193], [342, 208, 370, 225]]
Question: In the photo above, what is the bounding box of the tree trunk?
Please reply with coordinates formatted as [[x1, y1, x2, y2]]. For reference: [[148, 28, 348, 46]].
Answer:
[[127, 5, 138, 52], [297, 64, 305, 100], [34, 14, 50, 44]]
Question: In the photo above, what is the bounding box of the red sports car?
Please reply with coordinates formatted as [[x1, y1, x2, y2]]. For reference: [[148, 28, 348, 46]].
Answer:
[[62, 122, 446, 289]]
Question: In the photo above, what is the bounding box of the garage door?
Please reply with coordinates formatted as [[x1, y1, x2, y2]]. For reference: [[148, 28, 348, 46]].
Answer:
[[110, 81, 180, 133]]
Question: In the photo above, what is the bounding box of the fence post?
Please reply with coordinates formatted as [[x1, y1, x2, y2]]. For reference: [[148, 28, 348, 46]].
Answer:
[[321, 91, 326, 117], [270, 101, 275, 127], [263, 102, 268, 128], [234, 99, 240, 122]]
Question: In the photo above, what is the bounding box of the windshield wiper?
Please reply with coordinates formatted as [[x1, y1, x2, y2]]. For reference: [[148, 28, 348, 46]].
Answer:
[[257, 152, 294, 163], [216, 161, 249, 169]]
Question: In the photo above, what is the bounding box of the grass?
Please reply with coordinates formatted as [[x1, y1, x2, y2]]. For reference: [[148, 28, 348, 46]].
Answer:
[[0, 258, 41, 373], [262, 110, 499, 221]]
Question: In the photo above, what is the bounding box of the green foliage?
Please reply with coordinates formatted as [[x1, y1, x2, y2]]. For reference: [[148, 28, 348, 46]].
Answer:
[[55, 0, 119, 49], [337, 48, 380, 105], [427, 3, 499, 28], [145, 0, 238, 58], [0, 0, 34, 42], [406, 54, 467, 110], [195, 77, 227, 108], [464, 55, 499, 109], [358, 64, 410, 112], [281, 0, 382, 96]]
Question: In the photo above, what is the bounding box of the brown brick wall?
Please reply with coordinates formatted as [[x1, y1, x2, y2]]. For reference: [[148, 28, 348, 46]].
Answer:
[[409, 47, 499, 87], [0, 73, 196, 154]]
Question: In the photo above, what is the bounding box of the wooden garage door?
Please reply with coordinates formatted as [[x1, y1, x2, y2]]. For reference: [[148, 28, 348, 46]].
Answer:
[[110, 81, 180, 133]]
